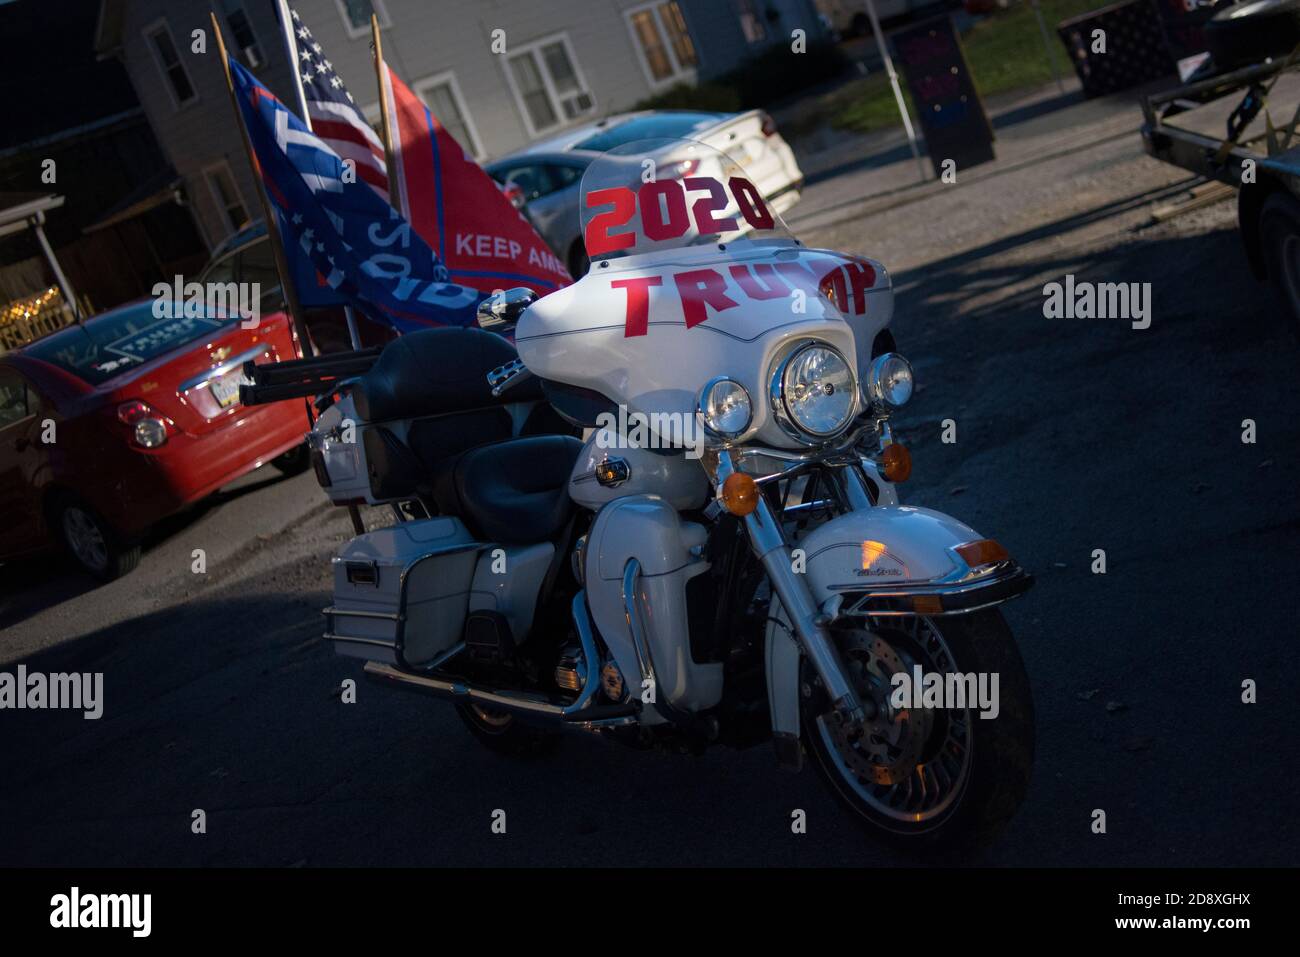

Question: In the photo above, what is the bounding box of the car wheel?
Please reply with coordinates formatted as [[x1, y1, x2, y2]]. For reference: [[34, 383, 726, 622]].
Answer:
[[271, 443, 311, 475], [1258, 190, 1300, 337], [53, 496, 140, 581]]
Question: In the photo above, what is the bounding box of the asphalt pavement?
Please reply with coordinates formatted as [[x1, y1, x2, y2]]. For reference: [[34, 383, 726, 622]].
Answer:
[[1, 81, 1297, 867]]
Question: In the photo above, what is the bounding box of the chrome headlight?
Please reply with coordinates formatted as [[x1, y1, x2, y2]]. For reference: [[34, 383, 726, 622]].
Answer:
[[770, 341, 858, 442], [866, 352, 913, 408], [698, 376, 752, 439]]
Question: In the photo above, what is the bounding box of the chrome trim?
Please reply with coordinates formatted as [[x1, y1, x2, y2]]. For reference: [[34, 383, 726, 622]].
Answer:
[[323, 633, 396, 650], [832, 564, 1035, 618], [322, 605, 402, 622], [621, 559, 657, 693], [487, 357, 535, 397], [178, 344, 270, 395], [768, 339, 860, 446], [595, 457, 631, 488], [783, 498, 834, 517], [697, 375, 752, 441]]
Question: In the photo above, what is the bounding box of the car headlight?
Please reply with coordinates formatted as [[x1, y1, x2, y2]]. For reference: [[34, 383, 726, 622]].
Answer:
[[865, 352, 913, 408], [699, 376, 752, 439], [133, 418, 168, 448], [771, 341, 857, 441]]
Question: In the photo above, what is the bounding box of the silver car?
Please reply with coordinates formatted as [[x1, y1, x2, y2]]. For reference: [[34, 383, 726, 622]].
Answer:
[[487, 109, 804, 277]]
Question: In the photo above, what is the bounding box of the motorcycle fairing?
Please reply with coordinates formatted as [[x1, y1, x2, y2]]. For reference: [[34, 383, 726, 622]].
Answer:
[[517, 244, 892, 450]]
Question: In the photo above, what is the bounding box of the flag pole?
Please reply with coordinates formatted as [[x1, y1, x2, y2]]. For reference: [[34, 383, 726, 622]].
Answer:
[[210, 13, 315, 358], [274, 1, 362, 351], [371, 13, 402, 212]]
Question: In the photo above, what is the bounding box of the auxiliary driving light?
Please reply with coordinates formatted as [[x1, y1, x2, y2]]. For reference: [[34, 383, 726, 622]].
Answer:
[[866, 352, 914, 408], [699, 376, 752, 439]]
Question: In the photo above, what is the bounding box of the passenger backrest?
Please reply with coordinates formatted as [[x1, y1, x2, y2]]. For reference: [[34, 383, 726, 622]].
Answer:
[[351, 327, 558, 503]]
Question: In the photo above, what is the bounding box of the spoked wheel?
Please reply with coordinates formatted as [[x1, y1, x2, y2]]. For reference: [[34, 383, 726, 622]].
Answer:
[[455, 703, 562, 757], [801, 609, 1034, 848]]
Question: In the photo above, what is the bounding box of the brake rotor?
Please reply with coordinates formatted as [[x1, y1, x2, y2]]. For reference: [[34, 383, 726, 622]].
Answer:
[[829, 630, 933, 787]]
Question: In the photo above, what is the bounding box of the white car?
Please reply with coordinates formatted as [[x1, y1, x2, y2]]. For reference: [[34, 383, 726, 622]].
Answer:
[[487, 110, 804, 276]]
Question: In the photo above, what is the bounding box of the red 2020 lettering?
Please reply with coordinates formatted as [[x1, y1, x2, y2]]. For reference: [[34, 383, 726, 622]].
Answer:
[[584, 176, 774, 256]]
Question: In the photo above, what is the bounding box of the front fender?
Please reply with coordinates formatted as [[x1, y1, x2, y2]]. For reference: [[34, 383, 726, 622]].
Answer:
[[798, 504, 1034, 617]]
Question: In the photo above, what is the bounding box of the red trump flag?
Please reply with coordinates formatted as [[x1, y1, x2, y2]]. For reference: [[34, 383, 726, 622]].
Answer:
[[381, 65, 572, 295]]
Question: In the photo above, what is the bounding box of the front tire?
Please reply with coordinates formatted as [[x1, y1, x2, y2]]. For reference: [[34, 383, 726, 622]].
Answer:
[[801, 609, 1034, 848]]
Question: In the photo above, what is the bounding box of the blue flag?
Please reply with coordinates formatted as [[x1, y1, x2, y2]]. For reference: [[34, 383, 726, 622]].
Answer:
[[229, 58, 484, 331]]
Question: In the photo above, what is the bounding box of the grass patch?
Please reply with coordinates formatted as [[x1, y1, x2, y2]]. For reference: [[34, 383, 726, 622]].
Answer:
[[835, 0, 1100, 135]]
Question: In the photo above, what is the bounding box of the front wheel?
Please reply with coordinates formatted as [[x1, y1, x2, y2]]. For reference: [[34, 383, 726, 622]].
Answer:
[[800, 609, 1034, 848]]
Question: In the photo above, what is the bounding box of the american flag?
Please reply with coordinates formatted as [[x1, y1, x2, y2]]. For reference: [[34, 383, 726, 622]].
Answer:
[[284, 7, 389, 199]]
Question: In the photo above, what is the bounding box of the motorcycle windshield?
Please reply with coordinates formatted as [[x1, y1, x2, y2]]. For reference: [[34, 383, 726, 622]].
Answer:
[[578, 137, 797, 268]]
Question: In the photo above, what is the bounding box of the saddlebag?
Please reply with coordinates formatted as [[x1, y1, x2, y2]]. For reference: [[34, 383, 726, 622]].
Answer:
[[325, 517, 486, 668]]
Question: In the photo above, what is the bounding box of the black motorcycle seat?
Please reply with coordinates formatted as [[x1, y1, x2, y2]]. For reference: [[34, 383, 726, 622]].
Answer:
[[431, 434, 582, 545]]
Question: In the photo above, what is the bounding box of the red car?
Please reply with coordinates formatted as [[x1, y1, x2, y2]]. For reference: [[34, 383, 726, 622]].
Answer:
[[0, 296, 311, 580]]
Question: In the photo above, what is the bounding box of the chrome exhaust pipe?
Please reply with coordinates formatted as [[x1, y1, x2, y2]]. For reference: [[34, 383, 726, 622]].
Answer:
[[363, 660, 572, 717]]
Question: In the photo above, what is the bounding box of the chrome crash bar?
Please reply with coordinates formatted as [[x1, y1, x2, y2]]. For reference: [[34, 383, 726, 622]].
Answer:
[[362, 591, 602, 720]]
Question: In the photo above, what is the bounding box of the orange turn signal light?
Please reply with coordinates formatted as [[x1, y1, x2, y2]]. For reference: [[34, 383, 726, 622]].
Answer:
[[955, 539, 1010, 568], [721, 472, 760, 516], [881, 442, 912, 482]]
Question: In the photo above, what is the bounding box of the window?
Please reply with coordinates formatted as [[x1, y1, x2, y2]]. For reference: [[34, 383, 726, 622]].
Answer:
[[221, 0, 264, 69], [627, 2, 697, 85], [204, 162, 250, 237], [0, 372, 30, 429], [144, 21, 196, 108], [734, 0, 768, 44], [414, 73, 483, 159], [493, 163, 583, 202], [572, 112, 723, 151], [506, 34, 594, 136], [235, 239, 284, 303], [335, 0, 390, 39]]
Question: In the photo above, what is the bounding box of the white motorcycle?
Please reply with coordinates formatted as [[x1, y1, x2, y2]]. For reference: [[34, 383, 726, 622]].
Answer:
[[310, 137, 1035, 846]]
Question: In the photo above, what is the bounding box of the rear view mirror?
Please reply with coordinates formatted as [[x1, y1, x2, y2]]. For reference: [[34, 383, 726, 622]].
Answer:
[[477, 287, 537, 335]]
